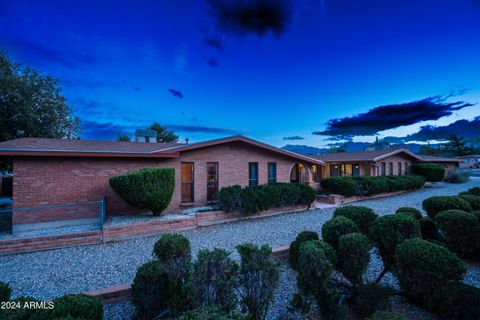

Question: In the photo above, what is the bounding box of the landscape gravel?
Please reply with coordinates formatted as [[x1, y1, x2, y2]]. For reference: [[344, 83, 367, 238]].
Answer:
[[0, 178, 478, 319]]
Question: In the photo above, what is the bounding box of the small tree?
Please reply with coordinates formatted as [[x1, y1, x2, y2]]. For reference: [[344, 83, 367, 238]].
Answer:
[[237, 243, 280, 320], [288, 231, 319, 270], [333, 206, 378, 234], [148, 122, 179, 143], [336, 233, 371, 286], [153, 233, 191, 278], [116, 133, 130, 141], [321, 216, 359, 249], [109, 168, 175, 216], [412, 163, 445, 182], [190, 248, 239, 312]]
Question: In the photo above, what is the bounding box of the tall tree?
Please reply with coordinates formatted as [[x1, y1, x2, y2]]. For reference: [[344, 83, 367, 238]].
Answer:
[[442, 134, 471, 156], [148, 122, 178, 143], [0, 52, 80, 142]]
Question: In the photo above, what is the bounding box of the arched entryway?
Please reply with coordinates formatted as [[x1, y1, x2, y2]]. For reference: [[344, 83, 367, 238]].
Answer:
[[290, 163, 309, 184]]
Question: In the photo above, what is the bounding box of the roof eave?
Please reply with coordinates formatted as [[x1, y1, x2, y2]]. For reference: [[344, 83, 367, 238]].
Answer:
[[0, 150, 180, 158]]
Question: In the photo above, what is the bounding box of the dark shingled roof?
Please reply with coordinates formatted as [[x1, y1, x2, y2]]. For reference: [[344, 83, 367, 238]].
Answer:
[[307, 148, 422, 162]]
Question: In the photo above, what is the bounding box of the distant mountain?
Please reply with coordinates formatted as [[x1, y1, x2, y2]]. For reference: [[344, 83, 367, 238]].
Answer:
[[281, 142, 437, 154], [281, 144, 329, 154]]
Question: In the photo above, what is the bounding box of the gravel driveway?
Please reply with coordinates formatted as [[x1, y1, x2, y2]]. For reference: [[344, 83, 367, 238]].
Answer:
[[1, 178, 479, 317]]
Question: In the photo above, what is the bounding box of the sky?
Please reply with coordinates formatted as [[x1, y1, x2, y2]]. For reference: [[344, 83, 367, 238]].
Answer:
[[0, 0, 479, 147]]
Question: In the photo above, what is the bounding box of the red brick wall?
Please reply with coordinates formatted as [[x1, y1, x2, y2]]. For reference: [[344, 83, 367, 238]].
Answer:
[[373, 154, 415, 176], [12, 141, 313, 225]]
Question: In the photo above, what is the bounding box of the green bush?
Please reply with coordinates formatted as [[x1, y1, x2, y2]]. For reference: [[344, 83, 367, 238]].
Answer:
[[321, 176, 358, 197], [1, 176, 12, 197], [366, 311, 407, 320], [422, 195, 472, 218], [460, 186, 480, 196], [436, 210, 480, 258], [432, 282, 480, 320], [395, 207, 422, 220], [321, 216, 359, 249], [336, 233, 371, 285], [153, 233, 191, 277], [419, 217, 439, 240], [445, 170, 470, 183], [395, 238, 466, 309], [191, 248, 238, 312], [347, 283, 393, 318], [178, 306, 240, 320], [288, 231, 319, 270], [333, 206, 378, 234], [472, 210, 480, 220], [369, 214, 421, 269], [412, 163, 445, 182], [219, 183, 316, 215], [321, 175, 425, 197], [109, 168, 175, 216], [237, 243, 280, 320], [458, 194, 480, 210], [0, 281, 11, 301], [131, 261, 174, 319], [51, 294, 103, 320]]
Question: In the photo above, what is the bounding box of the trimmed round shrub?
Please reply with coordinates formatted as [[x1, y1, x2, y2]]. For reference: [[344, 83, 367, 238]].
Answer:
[[395, 207, 422, 220], [419, 217, 439, 240], [109, 168, 175, 216], [422, 195, 472, 218], [191, 248, 239, 312], [322, 216, 359, 249], [435, 210, 480, 258], [369, 214, 421, 269], [321, 176, 358, 197], [460, 186, 480, 196], [347, 283, 393, 318], [288, 231, 319, 270], [0, 281, 11, 301], [333, 206, 378, 234], [366, 311, 407, 320], [336, 233, 371, 285], [458, 194, 480, 210], [237, 243, 280, 320], [296, 241, 333, 298], [131, 261, 173, 319], [395, 238, 466, 308], [51, 294, 103, 320], [433, 282, 480, 320], [178, 306, 237, 320], [412, 163, 445, 182], [153, 233, 191, 277]]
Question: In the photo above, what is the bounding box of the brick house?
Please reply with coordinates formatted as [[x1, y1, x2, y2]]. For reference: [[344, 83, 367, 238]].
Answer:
[[0, 135, 324, 232]]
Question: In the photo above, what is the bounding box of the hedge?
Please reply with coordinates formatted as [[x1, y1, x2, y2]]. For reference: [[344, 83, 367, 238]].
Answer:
[[412, 163, 445, 182], [422, 195, 472, 218], [218, 183, 316, 215], [320, 175, 425, 197], [109, 168, 175, 216], [333, 206, 378, 234], [395, 238, 466, 309], [435, 210, 480, 258]]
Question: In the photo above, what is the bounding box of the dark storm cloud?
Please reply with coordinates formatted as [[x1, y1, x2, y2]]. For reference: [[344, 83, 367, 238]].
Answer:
[[167, 125, 238, 134], [313, 96, 473, 138], [207, 57, 219, 67], [207, 0, 294, 37], [283, 136, 305, 140], [81, 120, 137, 140], [168, 89, 184, 99]]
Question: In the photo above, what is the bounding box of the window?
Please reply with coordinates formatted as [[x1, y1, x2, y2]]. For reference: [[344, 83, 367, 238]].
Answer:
[[404, 162, 409, 175], [268, 162, 277, 184], [312, 165, 321, 182], [330, 164, 340, 177], [388, 162, 393, 175], [249, 162, 259, 187], [398, 162, 402, 175], [352, 164, 360, 176], [340, 164, 352, 176], [381, 162, 386, 176], [207, 162, 219, 202], [376, 166, 379, 176], [181, 162, 194, 203]]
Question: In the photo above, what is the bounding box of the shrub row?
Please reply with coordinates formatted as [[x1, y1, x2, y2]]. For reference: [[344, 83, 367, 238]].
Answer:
[[412, 163, 445, 182], [320, 175, 425, 197], [218, 183, 316, 215]]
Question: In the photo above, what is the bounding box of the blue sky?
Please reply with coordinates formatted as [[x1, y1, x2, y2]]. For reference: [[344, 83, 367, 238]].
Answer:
[[0, 0, 479, 147]]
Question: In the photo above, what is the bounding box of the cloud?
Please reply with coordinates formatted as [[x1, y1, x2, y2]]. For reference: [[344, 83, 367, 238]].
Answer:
[[385, 117, 480, 142], [283, 135, 305, 140], [204, 35, 225, 51], [167, 124, 238, 134], [207, 57, 219, 67], [207, 0, 294, 37], [168, 88, 184, 99], [81, 120, 137, 140], [313, 96, 474, 138]]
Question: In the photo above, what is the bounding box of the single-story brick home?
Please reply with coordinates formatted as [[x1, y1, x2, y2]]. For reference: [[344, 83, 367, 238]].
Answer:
[[0, 135, 325, 232], [0, 136, 459, 232], [306, 148, 459, 178]]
